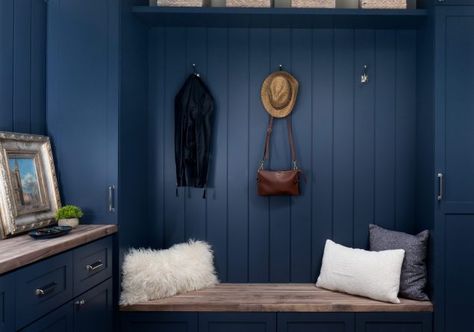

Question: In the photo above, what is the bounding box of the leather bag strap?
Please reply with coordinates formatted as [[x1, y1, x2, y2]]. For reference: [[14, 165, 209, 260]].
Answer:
[[261, 115, 298, 170]]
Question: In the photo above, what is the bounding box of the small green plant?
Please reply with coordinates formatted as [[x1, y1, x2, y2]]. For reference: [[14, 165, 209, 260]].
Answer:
[[55, 205, 84, 221]]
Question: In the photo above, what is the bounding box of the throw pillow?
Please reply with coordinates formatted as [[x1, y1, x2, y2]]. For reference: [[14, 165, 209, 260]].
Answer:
[[120, 240, 219, 305], [369, 224, 429, 301], [316, 239, 405, 303]]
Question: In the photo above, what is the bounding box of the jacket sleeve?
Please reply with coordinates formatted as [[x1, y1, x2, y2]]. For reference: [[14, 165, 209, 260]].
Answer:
[[196, 91, 215, 188]]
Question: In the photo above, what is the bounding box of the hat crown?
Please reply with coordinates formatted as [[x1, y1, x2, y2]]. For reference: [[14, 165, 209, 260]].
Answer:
[[268, 76, 292, 110]]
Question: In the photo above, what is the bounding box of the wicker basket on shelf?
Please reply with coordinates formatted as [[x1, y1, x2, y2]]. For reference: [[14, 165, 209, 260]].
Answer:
[[291, 0, 335, 8], [360, 0, 406, 8], [150, 0, 210, 6], [226, 0, 272, 7]]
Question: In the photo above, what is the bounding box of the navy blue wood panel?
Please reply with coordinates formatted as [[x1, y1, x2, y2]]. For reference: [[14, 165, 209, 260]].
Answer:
[[0, 274, 14, 332], [199, 313, 276, 332], [356, 313, 432, 332], [353, 30, 375, 250], [75, 279, 113, 332], [120, 312, 198, 332], [149, 27, 418, 282], [21, 302, 73, 332], [0, 0, 46, 134], [206, 27, 229, 281], [47, 0, 119, 225], [248, 28, 271, 282], [278, 313, 355, 332]]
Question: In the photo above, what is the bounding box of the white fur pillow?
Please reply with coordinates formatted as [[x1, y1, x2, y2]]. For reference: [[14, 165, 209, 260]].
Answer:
[[120, 240, 218, 305], [316, 239, 405, 303]]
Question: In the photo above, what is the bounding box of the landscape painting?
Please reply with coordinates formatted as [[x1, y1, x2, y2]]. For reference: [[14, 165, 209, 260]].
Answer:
[[8, 156, 43, 211]]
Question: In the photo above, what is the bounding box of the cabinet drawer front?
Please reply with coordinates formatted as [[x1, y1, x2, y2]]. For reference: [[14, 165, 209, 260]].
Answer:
[[74, 279, 113, 332], [16, 252, 73, 329], [73, 236, 112, 296], [20, 302, 74, 332]]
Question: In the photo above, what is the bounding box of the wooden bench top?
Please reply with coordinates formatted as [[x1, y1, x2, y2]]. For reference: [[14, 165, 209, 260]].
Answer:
[[120, 283, 433, 313]]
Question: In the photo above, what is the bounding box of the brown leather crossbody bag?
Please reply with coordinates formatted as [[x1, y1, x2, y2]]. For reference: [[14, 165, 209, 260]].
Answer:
[[257, 115, 301, 196]]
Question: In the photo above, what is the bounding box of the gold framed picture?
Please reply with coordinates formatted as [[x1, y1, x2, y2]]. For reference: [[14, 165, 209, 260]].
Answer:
[[0, 132, 61, 238]]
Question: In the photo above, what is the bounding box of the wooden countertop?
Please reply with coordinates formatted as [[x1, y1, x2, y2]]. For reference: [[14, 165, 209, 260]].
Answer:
[[0, 224, 117, 275], [120, 283, 433, 313]]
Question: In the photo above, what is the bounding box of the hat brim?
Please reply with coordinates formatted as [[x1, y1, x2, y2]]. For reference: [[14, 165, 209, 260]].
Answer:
[[261, 71, 299, 118]]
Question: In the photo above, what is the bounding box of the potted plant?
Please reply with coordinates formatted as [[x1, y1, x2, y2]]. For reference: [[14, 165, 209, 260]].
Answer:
[[56, 205, 84, 228]]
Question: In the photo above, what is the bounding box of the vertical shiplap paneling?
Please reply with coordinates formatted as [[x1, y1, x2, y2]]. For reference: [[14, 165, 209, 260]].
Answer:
[[185, 27, 208, 241], [30, 0, 46, 135], [150, 26, 418, 282], [148, 27, 166, 248], [227, 28, 249, 282], [374, 30, 397, 230], [163, 27, 187, 247], [13, 0, 32, 133], [290, 28, 313, 282], [248, 28, 270, 282], [311, 29, 334, 278], [395, 30, 417, 233], [269, 28, 292, 282], [332, 29, 354, 247], [353, 30, 375, 250], [0, 0, 14, 131], [206, 27, 229, 280]]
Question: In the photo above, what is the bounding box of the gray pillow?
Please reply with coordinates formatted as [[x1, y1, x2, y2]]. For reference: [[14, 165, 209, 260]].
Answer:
[[369, 224, 429, 301]]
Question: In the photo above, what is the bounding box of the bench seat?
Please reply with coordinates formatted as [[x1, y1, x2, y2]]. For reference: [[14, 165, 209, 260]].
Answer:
[[119, 283, 433, 313]]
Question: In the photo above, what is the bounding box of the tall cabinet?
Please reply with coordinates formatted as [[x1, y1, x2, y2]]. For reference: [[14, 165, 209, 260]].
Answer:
[[434, 6, 474, 332]]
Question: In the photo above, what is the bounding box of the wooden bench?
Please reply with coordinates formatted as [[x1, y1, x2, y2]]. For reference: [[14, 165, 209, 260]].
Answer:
[[120, 284, 433, 331]]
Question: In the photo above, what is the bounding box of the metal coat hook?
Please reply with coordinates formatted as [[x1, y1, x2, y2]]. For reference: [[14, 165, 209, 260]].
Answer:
[[361, 65, 369, 84], [279, 64, 283, 71], [192, 63, 200, 77]]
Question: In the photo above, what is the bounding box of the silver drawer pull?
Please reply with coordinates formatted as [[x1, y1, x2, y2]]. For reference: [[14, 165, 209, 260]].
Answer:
[[75, 299, 86, 307], [86, 260, 103, 272], [35, 282, 57, 297]]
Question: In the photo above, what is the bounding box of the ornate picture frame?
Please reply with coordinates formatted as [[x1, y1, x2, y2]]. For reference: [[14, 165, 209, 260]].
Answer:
[[0, 132, 61, 238]]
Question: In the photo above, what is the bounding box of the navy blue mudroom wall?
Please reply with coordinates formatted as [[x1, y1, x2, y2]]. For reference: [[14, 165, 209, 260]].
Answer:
[[148, 27, 418, 283], [0, 0, 46, 134]]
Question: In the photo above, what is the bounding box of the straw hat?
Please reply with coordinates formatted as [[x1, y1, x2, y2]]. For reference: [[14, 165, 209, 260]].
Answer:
[[261, 71, 299, 118]]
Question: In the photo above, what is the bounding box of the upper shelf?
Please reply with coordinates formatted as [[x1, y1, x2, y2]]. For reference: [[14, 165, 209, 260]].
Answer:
[[132, 6, 428, 29]]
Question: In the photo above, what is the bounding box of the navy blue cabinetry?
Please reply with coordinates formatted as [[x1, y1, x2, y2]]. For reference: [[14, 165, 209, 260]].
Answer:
[[0, 274, 14, 332], [278, 313, 354, 332], [74, 279, 113, 332], [356, 313, 432, 332], [200, 313, 276, 332], [20, 303, 74, 332], [120, 312, 198, 332], [434, 6, 474, 332], [47, 0, 119, 225]]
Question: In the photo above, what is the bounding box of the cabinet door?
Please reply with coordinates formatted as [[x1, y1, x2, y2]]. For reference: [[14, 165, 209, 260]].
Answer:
[[278, 313, 354, 332], [46, 0, 119, 224], [435, 0, 474, 5], [0, 274, 14, 332], [20, 303, 73, 332], [74, 279, 113, 332], [356, 313, 432, 332], [199, 313, 276, 332], [435, 7, 474, 214], [120, 312, 198, 332]]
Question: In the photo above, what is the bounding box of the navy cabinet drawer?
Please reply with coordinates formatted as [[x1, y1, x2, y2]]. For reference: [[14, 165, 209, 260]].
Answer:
[[278, 313, 355, 332], [199, 313, 276, 332], [74, 279, 113, 332], [20, 302, 74, 332], [356, 313, 432, 332], [121, 313, 198, 332], [15, 251, 73, 329], [0, 273, 15, 332], [73, 237, 112, 296]]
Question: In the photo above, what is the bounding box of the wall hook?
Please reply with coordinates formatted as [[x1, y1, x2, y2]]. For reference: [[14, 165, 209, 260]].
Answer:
[[361, 65, 369, 84], [192, 63, 200, 77], [279, 64, 283, 71]]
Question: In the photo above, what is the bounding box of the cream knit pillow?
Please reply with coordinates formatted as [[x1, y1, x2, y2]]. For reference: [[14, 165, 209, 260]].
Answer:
[[316, 239, 405, 303]]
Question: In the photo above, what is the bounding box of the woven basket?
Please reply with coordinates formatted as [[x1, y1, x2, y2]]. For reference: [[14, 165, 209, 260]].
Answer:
[[226, 0, 272, 7], [152, 0, 210, 6], [360, 0, 406, 8], [291, 0, 335, 8]]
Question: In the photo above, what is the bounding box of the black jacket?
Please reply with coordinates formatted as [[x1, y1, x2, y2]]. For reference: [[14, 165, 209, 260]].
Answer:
[[175, 74, 214, 189]]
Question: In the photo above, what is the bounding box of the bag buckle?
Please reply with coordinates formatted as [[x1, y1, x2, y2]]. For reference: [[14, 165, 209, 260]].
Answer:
[[292, 160, 298, 170]]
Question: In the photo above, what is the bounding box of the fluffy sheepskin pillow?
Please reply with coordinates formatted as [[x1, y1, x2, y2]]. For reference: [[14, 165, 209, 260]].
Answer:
[[120, 240, 218, 305], [316, 239, 405, 304]]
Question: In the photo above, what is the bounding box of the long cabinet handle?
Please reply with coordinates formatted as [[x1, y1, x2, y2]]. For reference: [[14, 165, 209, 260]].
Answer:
[[86, 260, 104, 273], [35, 282, 57, 297], [108, 185, 116, 213], [437, 173, 444, 201]]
